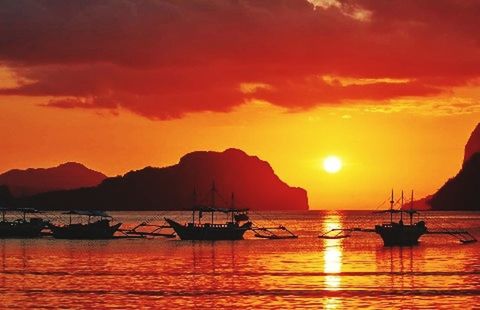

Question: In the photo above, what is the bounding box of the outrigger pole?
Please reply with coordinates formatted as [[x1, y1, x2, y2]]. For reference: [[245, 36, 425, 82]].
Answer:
[[251, 225, 298, 239], [248, 209, 299, 239], [426, 229, 477, 243], [211, 181, 216, 224], [410, 190, 414, 225], [319, 227, 375, 239], [400, 190, 404, 222], [119, 221, 176, 238]]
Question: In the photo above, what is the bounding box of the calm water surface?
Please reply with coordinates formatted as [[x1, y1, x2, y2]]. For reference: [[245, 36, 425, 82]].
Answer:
[[1, 211, 480, 309]]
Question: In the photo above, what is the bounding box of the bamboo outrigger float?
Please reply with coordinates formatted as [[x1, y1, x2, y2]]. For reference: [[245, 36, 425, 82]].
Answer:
[[119, 222, 176, 238], [252, 224, 298, 239], [319, 190, 477, 246], [318, 228, 363, 239]]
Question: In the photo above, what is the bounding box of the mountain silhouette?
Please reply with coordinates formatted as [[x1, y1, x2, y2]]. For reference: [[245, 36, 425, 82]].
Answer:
[[401, 195, 432, 211], [408, 122, 480, 210], [17, 149, 309, 211], [464, 123, 480, 165], [0, 185, 13, 206], [428, 152, 480, 210], [0, 162, 107, 197], [404, 122, 480, 211]]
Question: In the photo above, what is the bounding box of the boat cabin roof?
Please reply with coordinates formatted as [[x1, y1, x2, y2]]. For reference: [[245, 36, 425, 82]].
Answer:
[[191, 206, 249, 213], [62, 210, 112, 218], [0, 207, 41, 213], [18, 208, 41, 213], [374, 209, 418, 215]]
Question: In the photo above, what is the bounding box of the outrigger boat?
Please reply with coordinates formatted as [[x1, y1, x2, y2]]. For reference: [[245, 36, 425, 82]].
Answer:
[[165, 207, 252, 241], [319, 190, 477, 246], [165, 183, 252, 240], [48, 210, 122, 239], [165, 183, 298, 240], [0, 208, 48, 238], [373, 191, 427, 246]]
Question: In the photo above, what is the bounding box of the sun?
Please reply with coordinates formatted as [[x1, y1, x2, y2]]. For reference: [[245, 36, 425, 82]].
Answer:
[[323, 156, 342, 174]]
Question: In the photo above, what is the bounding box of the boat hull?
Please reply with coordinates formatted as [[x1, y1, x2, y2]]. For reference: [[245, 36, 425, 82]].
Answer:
[[165, 218, 251, 240], [49, 221, 122, 239], [375, 222, 427, 246], [0, 219, 47, 238]]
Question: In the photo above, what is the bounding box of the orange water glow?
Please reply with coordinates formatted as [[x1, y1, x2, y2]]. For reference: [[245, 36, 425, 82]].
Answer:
[[1, 211, 480, 308]]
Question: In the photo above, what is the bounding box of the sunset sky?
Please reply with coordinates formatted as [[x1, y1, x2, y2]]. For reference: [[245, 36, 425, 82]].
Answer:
[[1, 0, 480, 209]]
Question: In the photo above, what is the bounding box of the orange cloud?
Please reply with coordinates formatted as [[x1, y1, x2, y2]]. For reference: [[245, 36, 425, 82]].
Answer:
[[0, 0, 479, 119]]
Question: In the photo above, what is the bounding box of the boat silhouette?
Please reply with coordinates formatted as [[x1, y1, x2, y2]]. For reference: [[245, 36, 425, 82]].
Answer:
[[165, 183, 253, 240], [374, 191, 427, 246], [319, 190, 477, 245], [48, 210, 121, 239], [0, 208, 48, 238], [165, 208, 252, 240]]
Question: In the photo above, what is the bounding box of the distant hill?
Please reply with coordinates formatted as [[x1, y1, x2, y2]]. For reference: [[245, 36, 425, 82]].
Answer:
[[402, 195, 432, 211], [427, 122, 480, 210], [0, 162, 107, 197], [0, 185, 13, 206], [428, 152, 480, 210], [17, 149, 309, 211]]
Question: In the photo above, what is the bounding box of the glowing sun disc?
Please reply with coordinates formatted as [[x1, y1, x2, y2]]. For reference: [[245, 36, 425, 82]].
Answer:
[[323, 156, 342, 173]]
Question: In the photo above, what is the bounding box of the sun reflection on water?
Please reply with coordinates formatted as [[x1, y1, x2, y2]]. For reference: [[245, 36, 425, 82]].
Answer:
[[322, 213, 345, 309]]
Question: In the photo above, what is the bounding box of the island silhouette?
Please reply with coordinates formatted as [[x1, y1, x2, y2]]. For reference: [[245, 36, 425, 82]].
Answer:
[[0, 162, 106, 197], [3, 149, 308, 211], [405, 122, 480, 211]]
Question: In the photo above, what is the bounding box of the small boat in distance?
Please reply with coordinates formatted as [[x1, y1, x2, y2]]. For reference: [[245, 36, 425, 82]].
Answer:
[[48, 210, 121, 239], [0, 208, 49, 238], [374, 191, 427, 246]]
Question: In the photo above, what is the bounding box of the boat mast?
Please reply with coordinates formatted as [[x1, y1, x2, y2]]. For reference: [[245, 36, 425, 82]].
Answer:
[[231, 192, 235, 222], [410, 190, 414, 225], [400, 190, 404, 222], [390, 189, 394, 223], [211, 181, 216, 224], [192, 188, 197, 224]]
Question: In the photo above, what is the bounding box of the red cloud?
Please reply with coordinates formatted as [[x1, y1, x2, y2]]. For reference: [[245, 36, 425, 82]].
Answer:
[[0, 0, 479, 119]]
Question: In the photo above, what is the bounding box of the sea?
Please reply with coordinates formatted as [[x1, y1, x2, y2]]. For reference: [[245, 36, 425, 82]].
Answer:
[[1, 210, 480, 309]]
